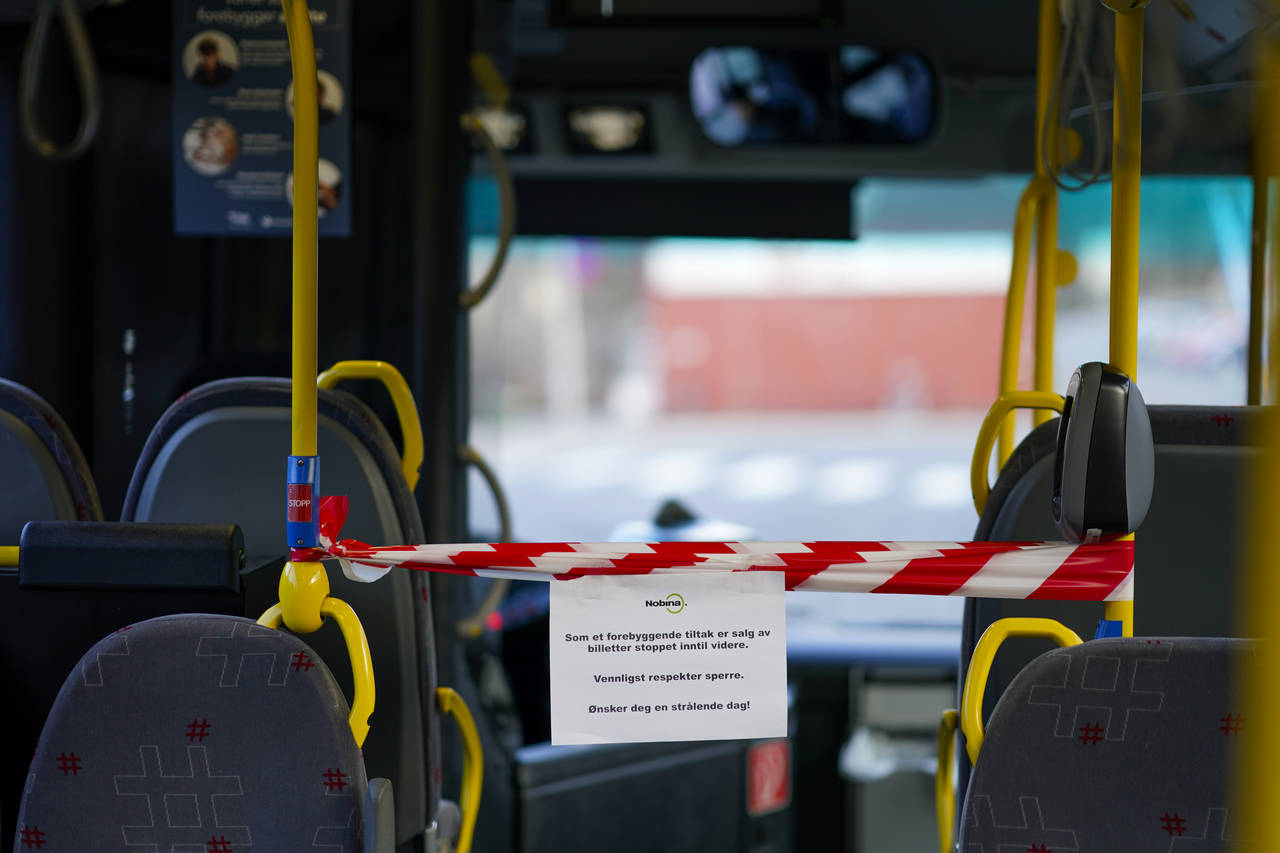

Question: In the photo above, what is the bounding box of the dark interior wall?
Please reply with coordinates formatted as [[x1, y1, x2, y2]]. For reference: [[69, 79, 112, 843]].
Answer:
[[0, 26, 96, 450], [0, 3, 426, 516], [510, 0, 1040, 88]]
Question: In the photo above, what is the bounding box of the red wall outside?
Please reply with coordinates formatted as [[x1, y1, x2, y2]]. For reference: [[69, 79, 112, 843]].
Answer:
[[654, 294, 1010, 411]]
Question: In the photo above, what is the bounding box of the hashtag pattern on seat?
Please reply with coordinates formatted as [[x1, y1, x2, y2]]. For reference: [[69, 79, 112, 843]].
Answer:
[[958, 637, 1250, 853], [13, 614, 367, 852], [121, 378, 439, 849], [957, 407, 1262, 814]]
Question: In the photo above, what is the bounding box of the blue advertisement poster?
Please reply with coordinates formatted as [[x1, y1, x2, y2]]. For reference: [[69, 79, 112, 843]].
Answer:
[[173, 0, 350, 236]]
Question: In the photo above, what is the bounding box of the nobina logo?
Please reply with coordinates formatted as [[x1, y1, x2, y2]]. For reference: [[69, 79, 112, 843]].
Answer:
[[645, 593, 685, 614]]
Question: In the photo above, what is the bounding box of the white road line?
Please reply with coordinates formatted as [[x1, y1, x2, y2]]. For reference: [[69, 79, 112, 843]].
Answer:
[[908, 463, 971, 509], [815, 458, 893, 505], [724, 454, 805, 502]]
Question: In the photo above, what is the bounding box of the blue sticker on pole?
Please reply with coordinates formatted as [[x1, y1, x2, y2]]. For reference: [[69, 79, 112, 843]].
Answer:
[[287, 455, 320, 548], [172, 0, 351, 237], [1094, 619, 1124, 639]]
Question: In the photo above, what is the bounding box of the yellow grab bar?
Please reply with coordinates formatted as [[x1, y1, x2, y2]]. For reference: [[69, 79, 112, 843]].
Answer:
[[20, 0, 101, 160], [469, 52, 509, 109], [318, 360, 424, 492], [961, 617, 1082, 765], [438, 686, 484, 853], [318, 597, 375, 748], [1030, 0, 1071, 432], [456, 443, 514, 638], [997, 182, 1041, 465], [996, 0, 1075, 462], [258, 564, 376, 748], [0, 546, 17, 567], [971, 390, 1065, 516], [460, 112, 515, 311], [935, 708, 959, 853]]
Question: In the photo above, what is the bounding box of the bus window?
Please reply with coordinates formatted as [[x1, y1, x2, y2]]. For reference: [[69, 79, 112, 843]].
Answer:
[[1053, 176, 1251, 403], [467, 184, 1019, 546], [465, 172, 1250, 607]]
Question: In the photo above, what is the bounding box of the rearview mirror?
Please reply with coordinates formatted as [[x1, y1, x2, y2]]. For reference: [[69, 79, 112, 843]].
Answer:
[[690, 46, 937, 147]]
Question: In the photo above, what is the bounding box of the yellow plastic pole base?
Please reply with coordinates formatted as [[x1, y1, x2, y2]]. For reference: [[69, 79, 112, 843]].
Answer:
[[258, 561, 375, 748]]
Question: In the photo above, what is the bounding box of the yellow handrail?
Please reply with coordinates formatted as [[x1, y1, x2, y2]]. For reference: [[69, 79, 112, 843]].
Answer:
[[283, 0, 319, 458], [997, 0, 1073, 463], [318, 360, 424, 492], [997, 183, 1041, 465], [960, 617, 1083, 765], [935, 709, 959, 853], [971, 390, 1065, 516], [456, 443, 514, 639], [1033, 187, 1062, 429], [1237, 10, 1280, 847], [1030, 0, 1064, 432], [438, 686, 484, 853], [258, 590, 376, 749], [0, 546, 17, 567], [1103, 5, 1144, 639]]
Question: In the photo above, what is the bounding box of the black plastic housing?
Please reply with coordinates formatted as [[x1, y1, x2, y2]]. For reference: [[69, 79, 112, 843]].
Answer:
[[1051, 362, 1154, 543]]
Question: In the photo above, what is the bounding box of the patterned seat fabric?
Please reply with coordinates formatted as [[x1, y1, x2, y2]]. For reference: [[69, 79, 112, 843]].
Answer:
[[958, 407, 1262, 813], [121, 378, 439, 849], [14, 614, 367, 851], [959, 637, 1249, 852]]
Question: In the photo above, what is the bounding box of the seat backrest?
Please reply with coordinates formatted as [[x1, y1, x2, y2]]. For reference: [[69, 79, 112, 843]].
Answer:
[[959, 637, 1247, 852], [14, 614, 368, 852], [121, 378, 438, 849], [965, 405, 1259, 717], [0, 378, 102, 539], [0, 523, 248, 848]]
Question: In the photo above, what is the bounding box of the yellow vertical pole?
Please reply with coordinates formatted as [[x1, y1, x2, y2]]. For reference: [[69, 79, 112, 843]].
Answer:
[[997, 0, 1062, 463], [1032, 0, 1061, 426], [998, 188, 1037, 465], [279, 0, 326, 632], [284, 0, 319, 458], [1237, 12, 1280, 848], [1103, 8, 1143, 638], [1248, 175, 1268, 405], [1033, 193, 1060, 426]]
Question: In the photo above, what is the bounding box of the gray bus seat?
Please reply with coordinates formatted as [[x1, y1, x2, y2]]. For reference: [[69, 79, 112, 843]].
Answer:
[[14, 613, 393, 853], [959, 637, 1247, 853], [0, 378, 102, 539], [0, 522, 247, 847], [960, 405, 1260, 810], [120, 378, 438, 853]]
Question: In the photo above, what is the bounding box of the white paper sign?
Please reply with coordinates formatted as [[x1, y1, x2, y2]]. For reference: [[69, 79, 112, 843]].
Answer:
[[549, 571, 787, 744]]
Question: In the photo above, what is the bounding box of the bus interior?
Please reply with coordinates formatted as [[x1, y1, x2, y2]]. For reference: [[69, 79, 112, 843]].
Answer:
[[1, 1, 1277, 851]]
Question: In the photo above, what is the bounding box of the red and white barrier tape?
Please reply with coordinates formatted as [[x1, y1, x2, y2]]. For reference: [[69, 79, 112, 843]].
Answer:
[[306, 497, 1134, 601]]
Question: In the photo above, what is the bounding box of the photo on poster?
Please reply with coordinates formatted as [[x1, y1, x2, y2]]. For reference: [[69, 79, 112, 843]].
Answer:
[[181, 117, 239, 176], [181, 30, 239, 87], [286, 158, 343, 217], [285, 70, 345, 125]]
